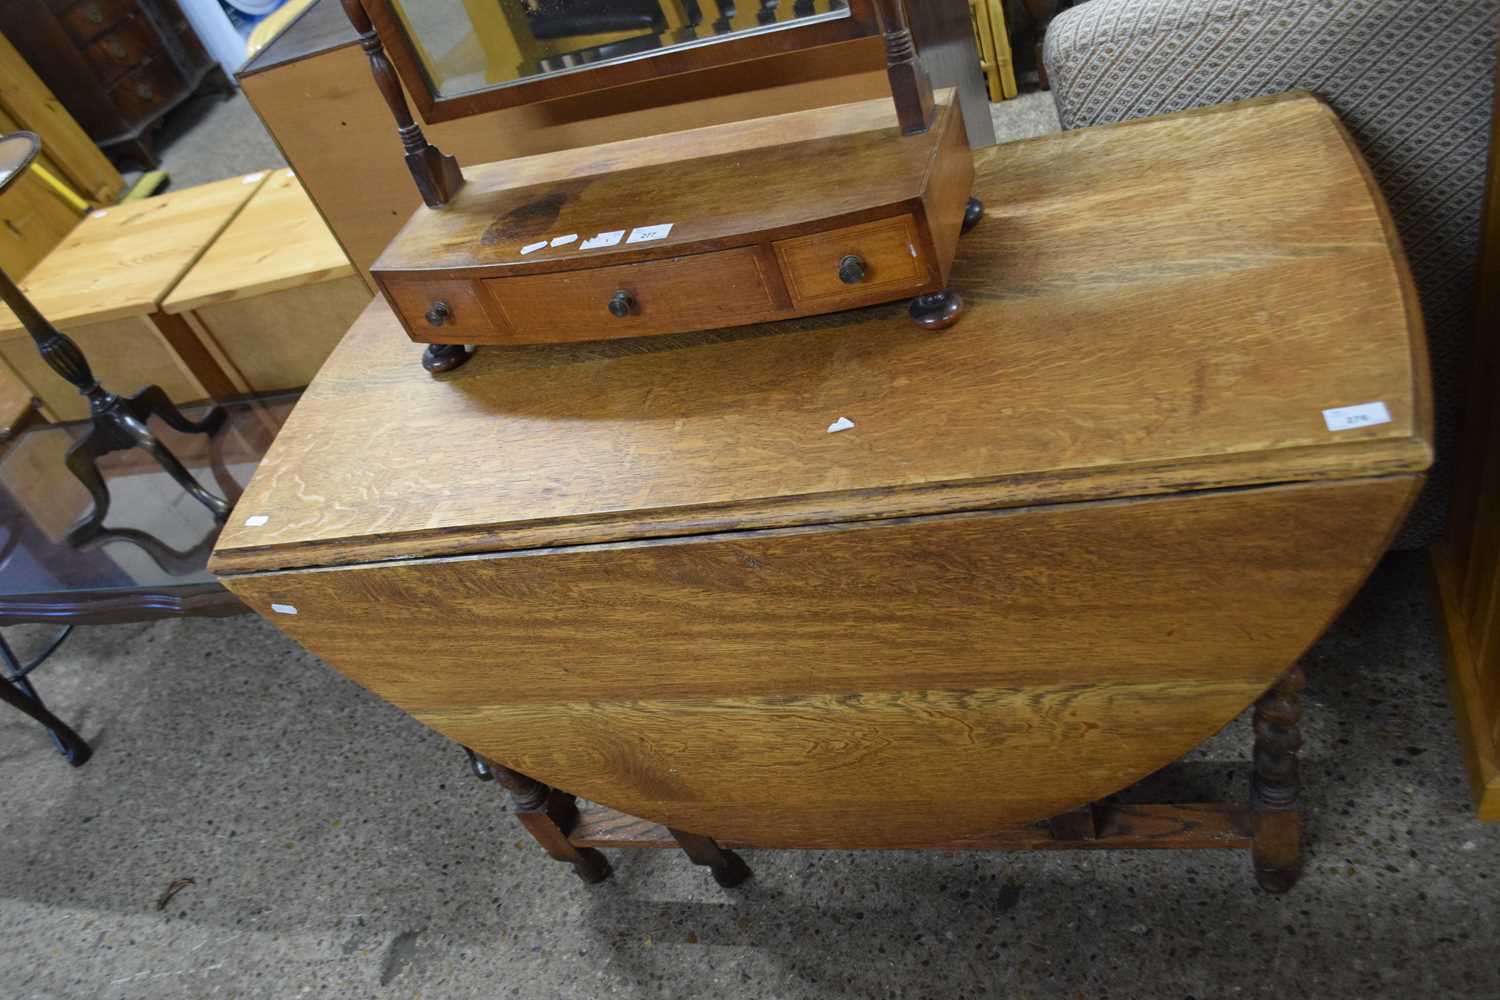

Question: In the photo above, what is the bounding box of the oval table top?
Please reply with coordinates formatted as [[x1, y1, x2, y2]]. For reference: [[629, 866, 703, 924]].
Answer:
[[213, 93, 1431, 848]]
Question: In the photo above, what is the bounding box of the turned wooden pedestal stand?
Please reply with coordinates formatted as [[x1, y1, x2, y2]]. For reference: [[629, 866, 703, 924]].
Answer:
[[0, 132, 230, 546], [460, 666, 1307, 893]]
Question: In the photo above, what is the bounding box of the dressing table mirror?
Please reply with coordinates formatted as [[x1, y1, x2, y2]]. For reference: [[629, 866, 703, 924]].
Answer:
[[341, 0, 984, 372]]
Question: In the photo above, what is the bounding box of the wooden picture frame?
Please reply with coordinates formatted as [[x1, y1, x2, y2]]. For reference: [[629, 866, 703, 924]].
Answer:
[[362, 0, 886, 124]]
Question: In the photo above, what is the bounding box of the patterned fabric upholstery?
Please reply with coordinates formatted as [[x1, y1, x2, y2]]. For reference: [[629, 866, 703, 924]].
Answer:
[[1044, 0, 1499, 548]]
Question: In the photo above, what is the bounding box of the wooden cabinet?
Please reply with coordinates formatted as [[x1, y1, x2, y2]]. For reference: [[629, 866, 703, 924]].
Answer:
[[0, 0, 226, 167], [1433, 49, 1500, 822], [210, 96, 1430, 886], [163, 168, 372, 395]]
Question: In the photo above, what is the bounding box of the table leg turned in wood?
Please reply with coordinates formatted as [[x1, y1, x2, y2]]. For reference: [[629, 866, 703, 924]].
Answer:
[[1250, 665, 1306, 894], [668, 829, 753, 888], [479, 756, 612, 885]]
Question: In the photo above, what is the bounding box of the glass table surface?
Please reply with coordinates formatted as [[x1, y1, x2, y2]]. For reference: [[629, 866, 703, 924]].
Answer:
[[0, 394, 296, 608]]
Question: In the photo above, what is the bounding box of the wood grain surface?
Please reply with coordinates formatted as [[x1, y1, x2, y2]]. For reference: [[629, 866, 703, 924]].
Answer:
[[484, 246, 778, 343], [185, 276, 372, 393], [163, 168, 356, 313], [372, 94, 958, 275], [0, 173, 267, 332], [224, 476, 1419, 846], [211, 94, 1430, 576]]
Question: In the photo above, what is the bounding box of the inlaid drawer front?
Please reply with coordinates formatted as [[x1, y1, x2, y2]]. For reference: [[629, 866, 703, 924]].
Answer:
[[774, 215, 931, 307], [61, 0, 135, 46], [109, 59, 184, 121], [484, 246, 776, 344], [383, 277, 505, 341], [85, 15, 154, 86]]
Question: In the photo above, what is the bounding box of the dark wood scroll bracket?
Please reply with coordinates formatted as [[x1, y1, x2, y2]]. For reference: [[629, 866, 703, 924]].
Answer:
[[341, 0, 464, 209], [875, 0, 936, 134]]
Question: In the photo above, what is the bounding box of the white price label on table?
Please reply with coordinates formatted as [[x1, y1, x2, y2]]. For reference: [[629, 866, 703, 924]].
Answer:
[[1322, 401, 1391, 432]]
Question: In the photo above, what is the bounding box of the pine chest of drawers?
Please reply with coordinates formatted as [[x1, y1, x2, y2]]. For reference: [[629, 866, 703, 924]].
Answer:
[[211, 94, 1431, 891]]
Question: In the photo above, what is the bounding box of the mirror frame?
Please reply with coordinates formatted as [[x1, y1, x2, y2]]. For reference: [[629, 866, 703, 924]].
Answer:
[[361, 0, 885, 124]]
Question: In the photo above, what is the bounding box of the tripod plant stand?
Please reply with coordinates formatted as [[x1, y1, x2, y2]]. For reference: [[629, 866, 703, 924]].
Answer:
[[0, 132, 231, 546]]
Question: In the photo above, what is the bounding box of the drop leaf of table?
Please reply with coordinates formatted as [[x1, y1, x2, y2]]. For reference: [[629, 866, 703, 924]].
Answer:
[[210, 94, 1431, 892]]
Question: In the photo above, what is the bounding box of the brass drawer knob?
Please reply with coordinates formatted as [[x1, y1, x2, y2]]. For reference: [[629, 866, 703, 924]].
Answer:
[[608, 290, 636, 318], [838, 254, 867, 285], [425, 301, 451, 327]]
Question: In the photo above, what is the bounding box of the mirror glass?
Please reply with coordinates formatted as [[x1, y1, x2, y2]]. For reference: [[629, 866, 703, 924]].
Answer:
[[390, 1, 853, 100], [0, 132, 39, 195]]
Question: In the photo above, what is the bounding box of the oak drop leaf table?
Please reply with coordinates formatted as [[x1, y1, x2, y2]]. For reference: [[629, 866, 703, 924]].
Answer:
[[210, 94, 1432, 894]]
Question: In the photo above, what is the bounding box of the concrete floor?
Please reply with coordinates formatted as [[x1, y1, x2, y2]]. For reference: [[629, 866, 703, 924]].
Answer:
[[4, 90, 1499, 998], [4, 552, 1497, 999]]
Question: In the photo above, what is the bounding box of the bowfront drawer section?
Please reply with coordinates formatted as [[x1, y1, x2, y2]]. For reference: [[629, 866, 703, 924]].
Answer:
[[382, 277, 504, 341], [774, 215, 933, 308], [485, 246, 777, 344]]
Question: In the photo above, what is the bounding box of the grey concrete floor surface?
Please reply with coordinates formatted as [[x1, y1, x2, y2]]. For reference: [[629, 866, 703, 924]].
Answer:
[[3, 552, 1497, 1000], [5, 89, 1499, 998]]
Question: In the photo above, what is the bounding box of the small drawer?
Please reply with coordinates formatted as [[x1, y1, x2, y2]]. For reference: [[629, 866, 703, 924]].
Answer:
[[382, 277, 505, 342], [61, 0, 136, 46], [108, 59, 185, 122], [774, 215, 932, 307], [84, 16, 155, 86], [485, 246, 777, 344]]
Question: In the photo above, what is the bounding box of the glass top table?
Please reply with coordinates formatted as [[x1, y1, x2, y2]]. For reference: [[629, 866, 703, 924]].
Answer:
[[0, 394, 296, 624]]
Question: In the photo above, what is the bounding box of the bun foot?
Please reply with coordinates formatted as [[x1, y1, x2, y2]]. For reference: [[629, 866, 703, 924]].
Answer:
[[909, 289, 964, 330], [572, 847, 613, 884], [422, 343, 471, 374], [962, 196, 984, 234], [709, 849, 753, 888]]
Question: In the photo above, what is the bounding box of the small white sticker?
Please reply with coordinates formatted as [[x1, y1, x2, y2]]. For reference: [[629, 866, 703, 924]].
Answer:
[[580, 230, 626, 250], [91, 210, 108, 219], [519, 240, 548, 256], [626, 223, 674, 244], [550, 233, 578, 247], [243, 172, 266, 184], [827, 416, 856, 433], [270, 603, 298, 616], [1323, 401, 1391, 432], [243, 514, 270, 527]]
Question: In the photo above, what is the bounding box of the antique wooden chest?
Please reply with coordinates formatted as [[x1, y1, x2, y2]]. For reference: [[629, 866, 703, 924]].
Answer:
[[210, 94, 1431, 890]]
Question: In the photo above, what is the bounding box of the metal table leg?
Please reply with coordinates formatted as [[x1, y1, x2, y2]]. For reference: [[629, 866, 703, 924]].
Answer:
[[0, 628, 89, 766]]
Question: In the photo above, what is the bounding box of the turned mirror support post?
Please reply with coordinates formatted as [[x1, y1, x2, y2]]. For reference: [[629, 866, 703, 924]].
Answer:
[[341, 0, 464, 208], [875, 0, 936, 134]]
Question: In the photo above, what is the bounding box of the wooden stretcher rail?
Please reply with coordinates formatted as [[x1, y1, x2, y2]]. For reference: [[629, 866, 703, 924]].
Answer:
[[570, 802, 1253, 852]]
